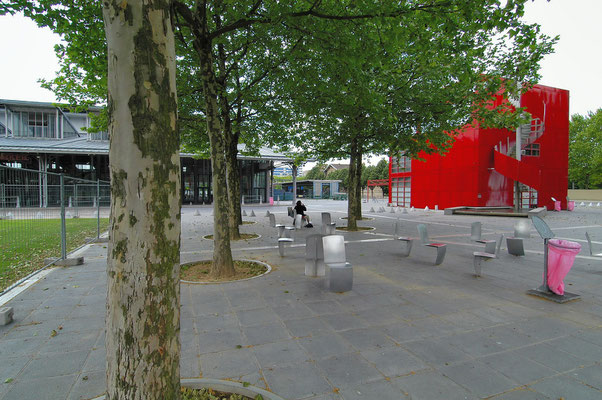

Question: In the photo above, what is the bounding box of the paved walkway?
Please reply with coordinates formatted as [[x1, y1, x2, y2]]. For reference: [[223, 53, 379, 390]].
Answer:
[[1, 200, 602, 399]]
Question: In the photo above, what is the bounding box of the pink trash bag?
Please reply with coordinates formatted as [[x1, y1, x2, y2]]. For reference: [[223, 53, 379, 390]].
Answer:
[[567, 201, 575, 211], [554, 201, 561, 211], [547, 239, 581, 295]]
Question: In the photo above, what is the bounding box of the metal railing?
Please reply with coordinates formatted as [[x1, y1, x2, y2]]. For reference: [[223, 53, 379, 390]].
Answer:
[[0, 165, 111, 294]]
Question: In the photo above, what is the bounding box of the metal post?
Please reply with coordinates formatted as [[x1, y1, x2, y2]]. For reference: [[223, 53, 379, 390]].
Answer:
[[97, 179, 101, 239], [538, 238, 550, 292], [60, 174, 67, 260]]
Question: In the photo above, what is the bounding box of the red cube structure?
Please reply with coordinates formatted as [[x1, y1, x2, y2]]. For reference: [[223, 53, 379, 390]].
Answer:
[[389, 84, 569, 211]]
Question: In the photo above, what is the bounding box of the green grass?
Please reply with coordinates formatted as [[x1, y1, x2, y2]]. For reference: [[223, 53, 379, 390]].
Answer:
[[0, 218, 109, 292]]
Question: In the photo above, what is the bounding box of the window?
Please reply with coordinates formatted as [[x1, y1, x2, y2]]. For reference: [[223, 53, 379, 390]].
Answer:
[[524, 143, 540, 157], [391, 177, 411, 207], [391, 154, 411, 174], [12, 111, 56, 138]]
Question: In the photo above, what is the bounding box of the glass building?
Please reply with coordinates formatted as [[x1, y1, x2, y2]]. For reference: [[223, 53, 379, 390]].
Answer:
[[1, 99, 289, 205]]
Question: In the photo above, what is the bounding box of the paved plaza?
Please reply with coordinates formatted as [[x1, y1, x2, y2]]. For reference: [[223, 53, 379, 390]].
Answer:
[[1, 200, 602, 399]]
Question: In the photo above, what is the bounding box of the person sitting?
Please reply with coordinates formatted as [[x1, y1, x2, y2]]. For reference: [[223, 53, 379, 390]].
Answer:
[[294, 200, 312, 227]]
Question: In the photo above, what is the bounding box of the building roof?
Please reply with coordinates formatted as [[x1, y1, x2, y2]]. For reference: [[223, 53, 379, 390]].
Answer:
[[0, 99, 103, 113], [324, 163, 349, 171], [0, 137, 292, 161]]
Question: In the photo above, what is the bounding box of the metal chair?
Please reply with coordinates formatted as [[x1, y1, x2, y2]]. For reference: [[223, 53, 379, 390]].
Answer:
[[473, 234, 504, 277], [417, 224, 447, 265], [585, 232, 602, 257], [322, 235, 353, 292], [394, 219, 413, 257]]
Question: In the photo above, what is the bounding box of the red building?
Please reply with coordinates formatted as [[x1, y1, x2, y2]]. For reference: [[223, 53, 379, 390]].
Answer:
[[389, 84, 569, 211]]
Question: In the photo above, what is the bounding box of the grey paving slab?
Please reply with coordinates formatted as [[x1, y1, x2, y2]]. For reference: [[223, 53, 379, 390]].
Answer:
[[315, 353, 383, 387], [479, 351, 557, 386], [283, 316, 333, 338], [401, 337, 472, 366], [1, 201, 602, 400], [200, 348, 258, 379], [439, 360, 519, 398], [262, 362, 332, 399], [569, 364, 602, 390], [298, 333, 355, 360], [338, 378, 408, 400], [360, 347, 428, 378], [528, 375, 602, 400], [392, 370, 472, 400], [2, 374, 77, 400]]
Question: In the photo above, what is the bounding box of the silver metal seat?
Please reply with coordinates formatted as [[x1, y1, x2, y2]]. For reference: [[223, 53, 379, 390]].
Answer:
[[394, 218, 413, 257], [278, 237, 294, 256], [321, 212, 336, 235], [305, 234, 326, 276], [585, 232, 602, 257], [473, 234, 504, 277], [417, 224, 447, 265], [322, 235, 352, 292]]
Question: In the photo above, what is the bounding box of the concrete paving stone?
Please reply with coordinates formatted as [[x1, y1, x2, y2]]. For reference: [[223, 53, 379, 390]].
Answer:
[[19, 349, 90, 380], [302, 300, 347, 316], [0, 336, 47, 358], [480, 324, 540, 349], [197, 330, 246, 354], [381, 321, 428, 343], [444, 330, 507, 357], [190, 298, 231, 317], [401, 337, 471, 367], [82, 346, 106, 373], [180, 353, 202, 377], [338, 378, 408, 400], [224, 291, 268, 311], [242, 322, 290, 346], [352, 305, 405, 326], [516, 343, 591, 372], [514, 315, 583, 341], [236, 307, 281, 327], [0, 357, 30, 386], [479, 351, 557, 385], [303, 393, 342, 400], [4, 317, 67, 340], [338, 327, 397, 351], [2, 373, 78, 400], [360, 347, 428, 378], [316, 353, 382, 387], [441, 309, 502, 330], [262, 361, 332, 399], [298, 333, 355, 360], [69, 303, 102, 319], [407, 316, 461, 338], [568, 364, 602, 390], [489, 387, 551, 399], [528, 374, 602, 400], [252, 340, 310, 369], [350, 283, 388, 296], [439, 360, 519, 398], [545, 335, 602, 363], [319, 312, 369, 332], [195, 312, 239, 333], [67, 370, 106, 400], [37, 330, 100, 355], [272, 301, 316, 321], [283, 316, 333, 338], [59, 316, 104, 334], [392, 369, 472, 400], [390, 303, 433, 321], [200, 348, 258, 379]]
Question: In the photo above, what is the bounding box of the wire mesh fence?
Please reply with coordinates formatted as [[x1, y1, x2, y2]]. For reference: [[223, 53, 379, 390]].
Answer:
[[0, 165, 110, 294]]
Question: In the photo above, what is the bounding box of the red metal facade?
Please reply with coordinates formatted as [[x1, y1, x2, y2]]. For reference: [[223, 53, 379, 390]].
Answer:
[[389, 84, 569, 210]]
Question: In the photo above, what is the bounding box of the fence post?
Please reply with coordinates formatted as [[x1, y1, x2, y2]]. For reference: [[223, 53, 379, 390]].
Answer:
[[97, 179, 101, 239], [60, 174, 67, 260]]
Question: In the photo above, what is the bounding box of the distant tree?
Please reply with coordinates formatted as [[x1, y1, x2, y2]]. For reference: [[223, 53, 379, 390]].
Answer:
[[327, 168, 349, 190], [569, 110, 602, 189], [305, 164, 327, 180]]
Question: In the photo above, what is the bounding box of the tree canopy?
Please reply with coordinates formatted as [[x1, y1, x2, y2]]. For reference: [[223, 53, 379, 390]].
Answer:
[[569, 109, 602, 189]]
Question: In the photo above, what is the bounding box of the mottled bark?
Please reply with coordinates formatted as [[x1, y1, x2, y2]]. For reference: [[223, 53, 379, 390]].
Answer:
[[225, 130, 243, 239], [347, 138, 363, 230], [103, 1, 181, 399], [194, 13, 235, 277]]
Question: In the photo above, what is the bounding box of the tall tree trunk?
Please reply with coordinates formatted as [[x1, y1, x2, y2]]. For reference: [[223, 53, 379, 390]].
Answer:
[[225, 127, 242, 239], [195, 18, 235, 277], [347, 137, 363, 230], [103, 1, 181, 399]]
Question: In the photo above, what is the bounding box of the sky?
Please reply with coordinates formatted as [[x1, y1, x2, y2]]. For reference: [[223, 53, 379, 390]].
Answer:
[[1, 0, 600, 170]]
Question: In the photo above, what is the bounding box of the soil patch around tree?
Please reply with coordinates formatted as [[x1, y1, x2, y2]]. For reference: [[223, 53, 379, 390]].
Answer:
[[182, 387, 257, 400], [336, 226, 375, 231], [203, 233, 260, 240], [181, 260, 269, 283]]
